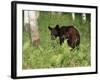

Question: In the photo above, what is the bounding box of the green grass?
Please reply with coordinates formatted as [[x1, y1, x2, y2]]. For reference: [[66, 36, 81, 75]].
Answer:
[[22, 11, 91, 69]]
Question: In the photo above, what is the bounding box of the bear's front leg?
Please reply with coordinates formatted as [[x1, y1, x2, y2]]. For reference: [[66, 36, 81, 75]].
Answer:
[[59, 37, 64, 45]]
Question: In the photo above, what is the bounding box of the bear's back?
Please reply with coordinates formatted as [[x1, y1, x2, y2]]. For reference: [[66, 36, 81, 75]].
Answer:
[[60, 25, 79, 36]]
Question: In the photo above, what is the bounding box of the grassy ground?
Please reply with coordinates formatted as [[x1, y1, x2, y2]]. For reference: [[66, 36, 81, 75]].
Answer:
[[22, 11, 91, 69]]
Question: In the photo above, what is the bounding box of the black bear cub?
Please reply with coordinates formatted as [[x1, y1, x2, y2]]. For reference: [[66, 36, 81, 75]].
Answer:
[[48, 25, 80, 49]]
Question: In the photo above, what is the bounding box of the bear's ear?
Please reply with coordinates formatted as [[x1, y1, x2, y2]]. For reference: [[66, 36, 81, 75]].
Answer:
[[55, 25, 60, 29], [48, 26, 52, 30]]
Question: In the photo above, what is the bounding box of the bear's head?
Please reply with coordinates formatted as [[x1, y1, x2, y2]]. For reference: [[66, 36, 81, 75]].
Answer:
[[48, 25, 60, 40]]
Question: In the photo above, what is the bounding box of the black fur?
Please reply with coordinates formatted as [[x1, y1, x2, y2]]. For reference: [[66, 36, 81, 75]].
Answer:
[[48, 25, 80, 49]]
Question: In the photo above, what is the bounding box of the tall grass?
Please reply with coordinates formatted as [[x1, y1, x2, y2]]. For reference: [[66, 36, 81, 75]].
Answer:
[[22, 11, 91, 69]]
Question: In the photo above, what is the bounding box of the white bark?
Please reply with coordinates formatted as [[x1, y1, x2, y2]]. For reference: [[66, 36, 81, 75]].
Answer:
[[72, 13, 75, 21], [82, 13, 86, 23], [24, 11, 40, 46]]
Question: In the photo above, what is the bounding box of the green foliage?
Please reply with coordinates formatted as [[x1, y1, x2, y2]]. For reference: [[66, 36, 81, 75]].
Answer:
[[22, 12, 91, 69]]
